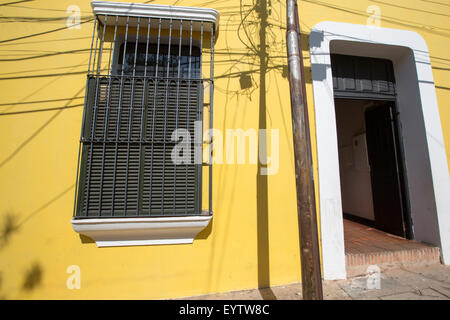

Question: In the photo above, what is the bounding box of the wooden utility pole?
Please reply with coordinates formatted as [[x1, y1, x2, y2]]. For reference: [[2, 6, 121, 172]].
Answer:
[[286, 0, 323, 300]]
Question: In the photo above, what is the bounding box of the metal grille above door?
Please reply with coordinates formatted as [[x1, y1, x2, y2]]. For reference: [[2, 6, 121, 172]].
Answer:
[[74, 14, 216, 218]]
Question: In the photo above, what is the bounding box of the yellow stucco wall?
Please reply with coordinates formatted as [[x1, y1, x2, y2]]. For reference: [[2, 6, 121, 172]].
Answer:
[[0, 0, 449, 299]]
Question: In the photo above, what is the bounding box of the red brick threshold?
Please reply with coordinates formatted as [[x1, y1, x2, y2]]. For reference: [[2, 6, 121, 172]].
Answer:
[[343, 219, 442, 272], [346, 246, 441, 268]]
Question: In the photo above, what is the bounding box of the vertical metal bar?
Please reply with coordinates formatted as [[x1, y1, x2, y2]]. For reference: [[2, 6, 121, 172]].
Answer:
[[173, 19, 183, 214], [79, 17, 98, 139], [143, 18, 151, 77], [73, 143, 83, 217], [81, 16, 100, 216], [84, 15, 107, 215], [98, 15, 118, 215], [200, 22, 204, 78], [148, 18, 162, 215], [91, 17, 100, 76], [74, 16, 99, 217], [200, 21, 205, 213], [286, 0, 323, 300], [161, 18, 173, 215], [111, 15, 130, 216], [209, 22, 214, 215], [106, 24, 114, 76], [184, 20, 193, 215], [96, 15, 108, 75], [124, 17, 141, 215], [137, 17, 151, 216], [132, 18, 140, 76], [90, 14, 108, 216], [87, 17, 97, 76]]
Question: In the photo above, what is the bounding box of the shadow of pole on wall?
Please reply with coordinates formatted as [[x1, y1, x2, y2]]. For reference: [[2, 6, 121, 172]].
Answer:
[[256, 0, 277, 300]]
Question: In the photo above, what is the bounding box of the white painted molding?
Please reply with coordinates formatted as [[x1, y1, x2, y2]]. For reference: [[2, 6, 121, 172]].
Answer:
[[309, 21, 450, 280], [71, 215, 212, 247], [91, 1, 220, 32]]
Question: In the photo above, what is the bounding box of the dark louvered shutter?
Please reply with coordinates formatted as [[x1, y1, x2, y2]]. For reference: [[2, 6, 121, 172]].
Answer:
[[76, 76, 202, 217], [143, 80, 201, 216], [331, 54, 396, 99]]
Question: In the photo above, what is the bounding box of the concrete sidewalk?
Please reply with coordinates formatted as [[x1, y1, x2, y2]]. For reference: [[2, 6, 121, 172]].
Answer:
[[181, 263, 450, 300]]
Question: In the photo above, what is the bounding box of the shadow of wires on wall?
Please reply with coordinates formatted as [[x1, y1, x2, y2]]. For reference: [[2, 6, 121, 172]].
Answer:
[[254, 0, 276, 300], [0, 212, 44, 297], [21, 262, 43, 292], [0, 212, 20, 250], [193, 0, 294, 297], [217, 0, 290, 299]]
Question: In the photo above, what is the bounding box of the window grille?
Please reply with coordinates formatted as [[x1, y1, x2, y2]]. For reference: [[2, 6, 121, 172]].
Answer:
[[73, 10, 216, 219]]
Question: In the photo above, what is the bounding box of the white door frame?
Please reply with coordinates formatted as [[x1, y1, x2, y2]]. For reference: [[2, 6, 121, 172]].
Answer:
[[309, 21, 450, 280]]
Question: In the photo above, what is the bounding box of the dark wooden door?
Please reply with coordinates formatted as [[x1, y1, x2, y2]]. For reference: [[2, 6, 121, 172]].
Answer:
[[365, 103, 407, 237]]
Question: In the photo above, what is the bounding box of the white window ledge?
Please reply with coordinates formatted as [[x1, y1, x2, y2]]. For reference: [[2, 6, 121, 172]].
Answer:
[[71, 215, 212, 247]]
